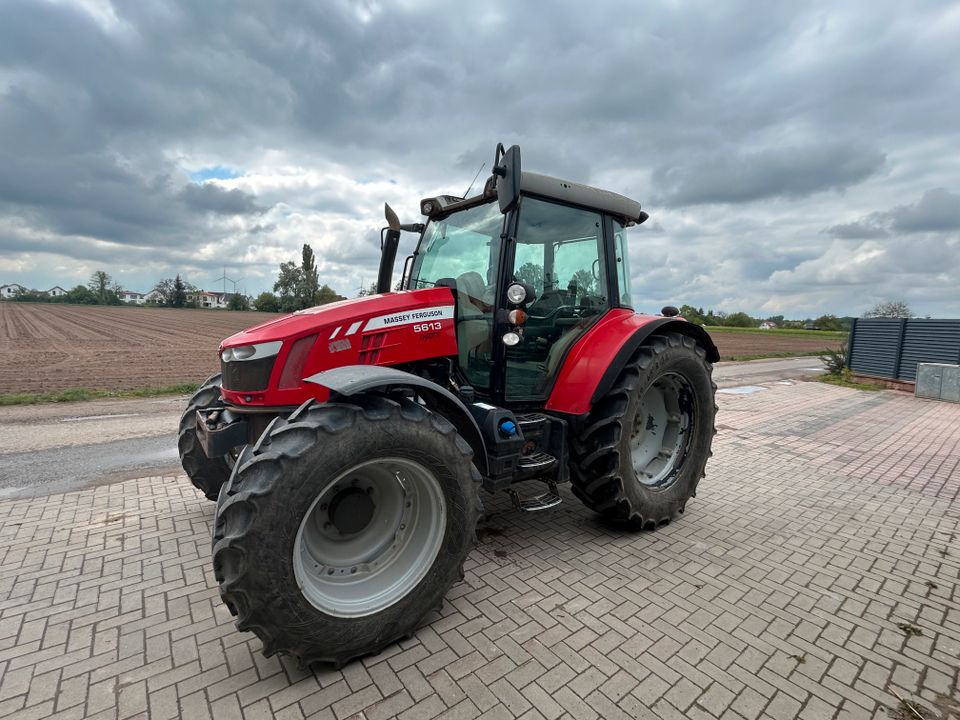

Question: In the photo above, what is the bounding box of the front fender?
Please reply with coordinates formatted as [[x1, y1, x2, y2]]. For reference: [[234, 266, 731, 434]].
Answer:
[[545, 311, 719, 415], [305, 365, 487, 475]]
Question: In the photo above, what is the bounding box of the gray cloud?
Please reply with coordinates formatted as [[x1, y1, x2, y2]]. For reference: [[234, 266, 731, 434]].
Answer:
[[889, 188, 960, 233], [180, 184, 266, 216], [827, 188, 960, 238], [653, 143, 886, 206], [0, 0, 958, 317], [826, 221, 889, 239]]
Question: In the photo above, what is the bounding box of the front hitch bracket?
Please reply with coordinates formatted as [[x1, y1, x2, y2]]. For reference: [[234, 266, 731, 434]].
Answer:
[[196, 408, 248, 459]]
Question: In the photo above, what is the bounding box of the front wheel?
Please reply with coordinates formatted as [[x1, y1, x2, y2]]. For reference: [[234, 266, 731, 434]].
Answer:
[[571, 332, 717, 528], [178, 374, 233, 501], [212, 395, 481, 667]]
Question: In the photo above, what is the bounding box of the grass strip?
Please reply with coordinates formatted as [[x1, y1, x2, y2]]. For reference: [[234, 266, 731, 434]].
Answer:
[[0, 383, 197, 406]]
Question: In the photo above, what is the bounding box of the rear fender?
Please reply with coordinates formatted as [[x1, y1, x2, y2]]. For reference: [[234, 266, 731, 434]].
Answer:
[[304, 365, 487, 475], [545, 311, 719, 415]]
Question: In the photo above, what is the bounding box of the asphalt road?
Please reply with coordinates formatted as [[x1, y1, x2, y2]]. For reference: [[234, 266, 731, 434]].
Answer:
[[0, 356, 825, 499]]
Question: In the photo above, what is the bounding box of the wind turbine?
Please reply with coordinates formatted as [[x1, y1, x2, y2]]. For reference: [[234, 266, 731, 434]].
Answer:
[[213, 266, 243, 294]]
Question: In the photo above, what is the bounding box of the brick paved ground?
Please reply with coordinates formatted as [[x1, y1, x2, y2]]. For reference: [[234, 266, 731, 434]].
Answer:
[[1, 381, 959, 720]]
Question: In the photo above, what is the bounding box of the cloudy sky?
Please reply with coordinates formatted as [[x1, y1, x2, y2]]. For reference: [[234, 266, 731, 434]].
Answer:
[[1, 0, 958, 317]]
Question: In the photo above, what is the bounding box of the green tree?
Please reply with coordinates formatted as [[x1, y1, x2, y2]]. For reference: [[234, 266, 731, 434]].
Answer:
[[151, 276, 195, 307], [864, 300, 913, 318], [65, 285, 97, 304], [813, 314, 843, 331], [298, 244, 319, 309], [88, 270, 112, 304], [316, 284, 344, 305], [172, 274, 188, 308], [568, 269, 596, 296], [227, 293, 250, 311], [274, 261, 302, 311], [679, 304, 706, 325], [516, 262, 544, 291], [724, 312, 755, 328], [253, 292, 280, 312]]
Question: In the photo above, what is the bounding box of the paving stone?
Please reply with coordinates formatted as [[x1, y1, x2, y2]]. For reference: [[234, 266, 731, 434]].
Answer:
[[0, 383, 958, 719]]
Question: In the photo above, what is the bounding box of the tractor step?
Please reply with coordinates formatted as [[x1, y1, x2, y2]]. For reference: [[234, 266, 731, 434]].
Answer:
[[518, 451, 556, 472], [508, 480, 562, 512], [515, 413, 548, 432]]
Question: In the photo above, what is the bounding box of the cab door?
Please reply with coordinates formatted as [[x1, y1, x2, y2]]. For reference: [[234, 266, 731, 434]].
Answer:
[[503, 196, 613, 403]]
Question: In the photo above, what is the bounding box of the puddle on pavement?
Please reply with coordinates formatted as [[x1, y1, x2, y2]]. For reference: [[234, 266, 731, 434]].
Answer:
[[717, 385, 768, 395]]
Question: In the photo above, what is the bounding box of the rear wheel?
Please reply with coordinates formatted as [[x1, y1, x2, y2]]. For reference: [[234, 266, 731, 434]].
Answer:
[[212, 395, 481, 667], [178, 374, 233, 501], [571, 332, 717, 528]]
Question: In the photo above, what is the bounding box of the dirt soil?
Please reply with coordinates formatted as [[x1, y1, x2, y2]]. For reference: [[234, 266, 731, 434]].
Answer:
[[0, 304, 278, 394], [710, 331, 842, 360], [0, 303, 842, 394]]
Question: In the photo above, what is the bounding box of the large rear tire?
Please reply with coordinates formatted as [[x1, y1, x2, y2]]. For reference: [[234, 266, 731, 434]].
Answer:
[[178, 374, 232, 501], [570, 332, 717, 528], [212, 394, 481, 667]]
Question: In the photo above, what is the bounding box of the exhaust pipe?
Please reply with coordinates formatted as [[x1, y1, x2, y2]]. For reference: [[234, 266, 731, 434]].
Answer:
[[377, 203, 401, 294]]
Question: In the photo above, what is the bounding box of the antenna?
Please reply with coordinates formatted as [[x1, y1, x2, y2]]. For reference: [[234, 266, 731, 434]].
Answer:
[[462, 162, 485, 199]]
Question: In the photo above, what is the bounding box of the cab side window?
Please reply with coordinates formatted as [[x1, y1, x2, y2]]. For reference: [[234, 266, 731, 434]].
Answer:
[[505, 197, 608, 401]]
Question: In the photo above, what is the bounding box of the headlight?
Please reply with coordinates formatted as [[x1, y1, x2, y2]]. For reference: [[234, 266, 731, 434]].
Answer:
[[506, 283, 527, 305], [221, 340, 283, 362]]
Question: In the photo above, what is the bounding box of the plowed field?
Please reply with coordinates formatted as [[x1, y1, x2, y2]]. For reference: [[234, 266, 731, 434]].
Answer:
[[0, 303, 844, 395], [0, 303, 279, 394]]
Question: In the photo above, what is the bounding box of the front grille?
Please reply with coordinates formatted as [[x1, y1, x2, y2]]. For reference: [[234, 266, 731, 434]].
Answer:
[[220, 355, 276, 391]]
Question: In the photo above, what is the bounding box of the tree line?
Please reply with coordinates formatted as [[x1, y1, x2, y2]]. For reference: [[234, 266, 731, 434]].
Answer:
[[678, 300, 915, 330], [8, 271, 126, 305], [5, 271, 250, 310]]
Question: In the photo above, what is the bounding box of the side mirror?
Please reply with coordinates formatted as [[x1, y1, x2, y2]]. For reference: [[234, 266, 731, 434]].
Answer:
[[492, 143, 521, 214]]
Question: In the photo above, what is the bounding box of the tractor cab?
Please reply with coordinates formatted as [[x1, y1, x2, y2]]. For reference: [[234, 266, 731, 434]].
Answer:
[[402, 144, 648, 406]]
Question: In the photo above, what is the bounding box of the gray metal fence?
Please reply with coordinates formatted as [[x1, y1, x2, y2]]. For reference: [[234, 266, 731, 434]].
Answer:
[[848, 318, 960, 382]]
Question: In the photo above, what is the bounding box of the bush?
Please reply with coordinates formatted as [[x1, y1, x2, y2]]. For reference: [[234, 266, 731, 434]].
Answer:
[[820, 344, 847, 375]]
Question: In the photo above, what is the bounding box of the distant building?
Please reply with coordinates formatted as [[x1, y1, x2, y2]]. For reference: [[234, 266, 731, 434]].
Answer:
[[46, 286, 67, 297], [759, 321, 778, 330], [1, 283, 27, 299], [192, 290, 235, 309], [119, 290, 147, 305], [119, 290, 146, 304]]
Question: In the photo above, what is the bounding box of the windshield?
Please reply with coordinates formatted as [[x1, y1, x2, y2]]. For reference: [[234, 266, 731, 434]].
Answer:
[[409, 201, 504, 290]]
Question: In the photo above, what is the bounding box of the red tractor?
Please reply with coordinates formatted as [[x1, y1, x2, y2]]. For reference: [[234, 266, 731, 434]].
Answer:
[[180, 144, 718, 667]]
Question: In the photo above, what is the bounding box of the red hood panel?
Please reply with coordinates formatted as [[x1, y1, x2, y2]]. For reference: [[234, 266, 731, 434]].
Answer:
[[221, 288, 455, 348], [219, 288, 458, 407]]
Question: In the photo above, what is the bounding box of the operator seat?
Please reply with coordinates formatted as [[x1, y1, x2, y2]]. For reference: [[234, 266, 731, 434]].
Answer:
[[544, 326, 582, 378], [455, 272, 492, 370]]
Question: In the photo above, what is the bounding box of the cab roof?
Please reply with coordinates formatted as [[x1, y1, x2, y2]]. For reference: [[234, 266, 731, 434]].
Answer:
[[421, 168, 646, 227]]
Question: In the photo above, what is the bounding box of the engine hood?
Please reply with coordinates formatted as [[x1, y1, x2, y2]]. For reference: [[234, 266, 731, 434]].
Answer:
[[217, 287, 459, 408], [220, 288, 455, 349]]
